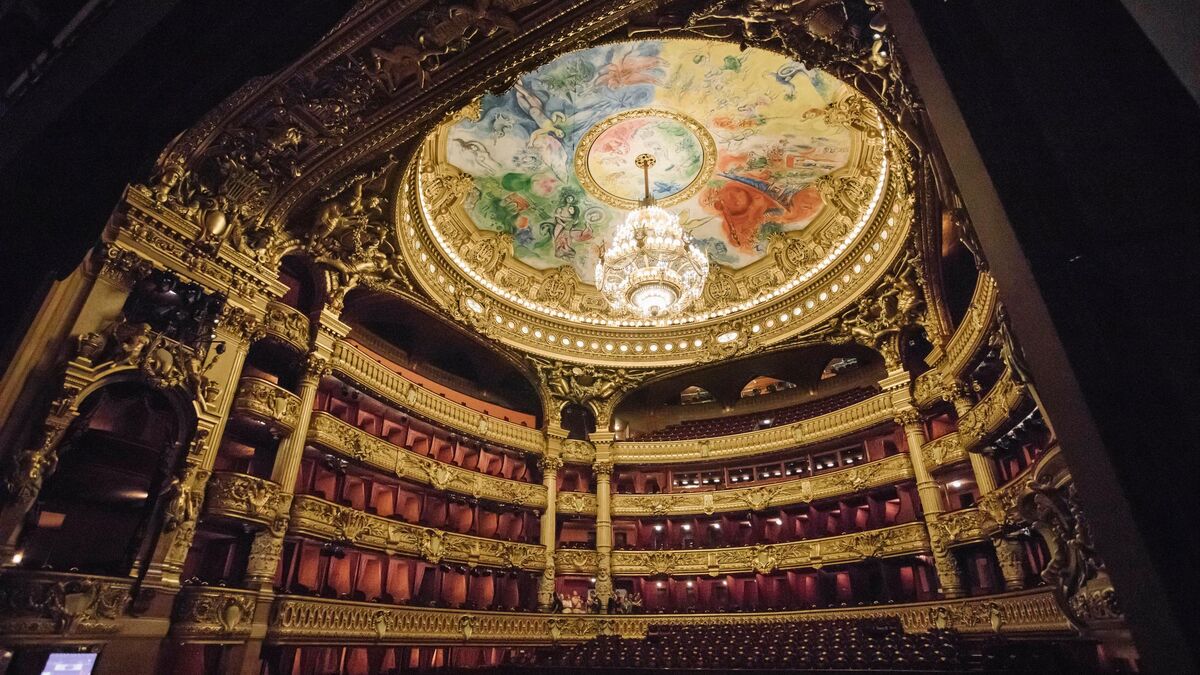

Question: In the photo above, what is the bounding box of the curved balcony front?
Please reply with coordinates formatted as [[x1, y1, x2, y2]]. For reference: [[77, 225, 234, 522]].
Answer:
[[261, 301, 310, 352], [307, 412, 547, 510], [288, 495, 546, 572], [204, 470, 286, 528], [230, 376, 301, 434], [170, 585, 259, 640], [609, 521, 928, 577]]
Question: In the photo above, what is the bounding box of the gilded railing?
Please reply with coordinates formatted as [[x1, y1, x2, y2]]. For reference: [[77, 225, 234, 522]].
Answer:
[[610, 522, 928, 576], [230, 376, 301, 432], [288, 495, 546, 571], [170, 585, 259, 639], [958, 368, 1029, 450], [261, 301, 310, 352], [922, 432, 966, 472], [612, 390, 900, 464], [0, 570, 133, 637], [307, 412, 546, 509], [330, 341, 544, 454], [556, 491, 597, 517], [204, 471, 286, 528], [611, 454, 912, 517], [266, 587, 1069, 644]]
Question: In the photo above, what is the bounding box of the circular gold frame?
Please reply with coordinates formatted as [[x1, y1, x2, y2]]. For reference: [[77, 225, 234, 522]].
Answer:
[[573, 108, 717, 210]]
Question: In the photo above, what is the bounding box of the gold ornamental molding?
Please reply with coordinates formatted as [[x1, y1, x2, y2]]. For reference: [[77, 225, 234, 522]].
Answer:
[[170, 586, 259, 640], [612, 389, 904, 464], [929, 508, 991, 547], [958, 368, 1030, 451], [261, 301, 311, 352], [610, 522, 928, 577], [555, 549, 601, 575], [611, 454, 913, 518], [288, 495, 546, 571], [0, 570, 133, 639], [307, 412, 547, 509], [330, 340, 544, 454], [921, 432, 966, 473], [913, 272, 997, 407], [231, 376, 302, 433], [266, 587, 1070, 645], [556, 491, 598, 517], [204, 471, 287, 529]]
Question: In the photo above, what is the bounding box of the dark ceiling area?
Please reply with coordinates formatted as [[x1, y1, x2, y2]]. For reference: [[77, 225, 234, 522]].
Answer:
[[617, 342, 884, 412], [341, 291, 543, 419], [0, 0, 356, 368]]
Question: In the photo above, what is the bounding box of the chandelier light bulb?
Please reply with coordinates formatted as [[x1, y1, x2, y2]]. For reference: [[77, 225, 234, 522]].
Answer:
[[596, 154, 709, 318]]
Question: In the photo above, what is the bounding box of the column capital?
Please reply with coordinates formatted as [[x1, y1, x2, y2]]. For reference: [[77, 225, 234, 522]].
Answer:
[[538, 454, 564, 474], [302, 352, 333, 381], [591, 459, 614, 477], [892, 407, 923, 428]]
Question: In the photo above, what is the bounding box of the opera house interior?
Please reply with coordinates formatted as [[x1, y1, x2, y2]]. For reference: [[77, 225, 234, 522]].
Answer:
[[0, 0, 1196, 673]]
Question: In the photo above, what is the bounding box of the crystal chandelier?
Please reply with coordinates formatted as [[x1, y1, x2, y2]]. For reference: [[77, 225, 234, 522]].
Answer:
[[595, 154, 709, 318]]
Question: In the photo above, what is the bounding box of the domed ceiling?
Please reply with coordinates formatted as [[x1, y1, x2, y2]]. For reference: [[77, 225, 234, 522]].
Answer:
[[400, 38, 912, 366]]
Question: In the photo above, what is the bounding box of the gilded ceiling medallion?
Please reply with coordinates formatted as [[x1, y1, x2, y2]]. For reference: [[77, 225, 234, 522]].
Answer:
[[574, 108, 716, 210], [401, 38, 911, 365]]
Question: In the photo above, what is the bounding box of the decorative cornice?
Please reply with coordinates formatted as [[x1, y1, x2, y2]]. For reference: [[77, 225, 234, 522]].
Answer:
[[289, 495, 546, 571], [612, 389, 902, 464], [231, 377, 302, 433], [610, 522, 928, 577], [266, 587, 1070, 645], [611, 454, 912, 518], [307, 412, 546, 509], [330, 340, 544, 454]]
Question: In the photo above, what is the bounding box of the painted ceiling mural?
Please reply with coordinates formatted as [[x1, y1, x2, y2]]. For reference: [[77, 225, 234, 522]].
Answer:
[[444, 39, 854, 285]]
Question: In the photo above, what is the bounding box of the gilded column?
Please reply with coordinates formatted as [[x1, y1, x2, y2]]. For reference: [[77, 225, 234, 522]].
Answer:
[[896, 408, 965, 599], [593, 459, 614, 612], [245, 352, 329, 586], [537, 453, 563, 611], [947, 383, 1025, 590]]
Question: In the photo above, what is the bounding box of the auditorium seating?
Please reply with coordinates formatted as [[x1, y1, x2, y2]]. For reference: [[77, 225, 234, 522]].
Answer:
[[631, 388, 878, 441]]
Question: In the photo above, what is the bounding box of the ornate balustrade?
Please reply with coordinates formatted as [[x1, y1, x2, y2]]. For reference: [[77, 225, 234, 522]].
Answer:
[[331, 341, 544, 454], [261, 301, 310, 352], [612, 390, 902, 464], [922, 432, 966, 472], [610, 522, 928, 577], [170, 585, 259, 639], [288, 495, 546, 571], [204, 471, 286, 528], [958, 368, 1030, 450], [230, 376, 301, 432], [307, 412, 546, 509], [266, 587, 1069, 645], [0, 570, 133, 638], [611, 454, 912, 518]]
